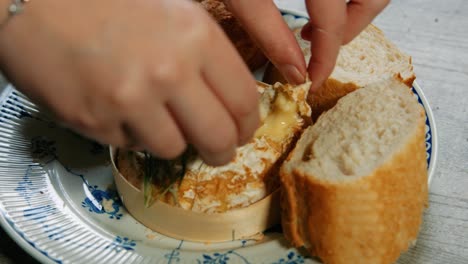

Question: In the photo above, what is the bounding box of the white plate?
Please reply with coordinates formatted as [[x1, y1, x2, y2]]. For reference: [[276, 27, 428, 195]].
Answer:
[[0, 11, 437, 264]]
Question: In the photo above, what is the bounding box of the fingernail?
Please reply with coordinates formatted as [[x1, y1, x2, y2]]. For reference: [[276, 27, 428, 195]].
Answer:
[[279, 64, 305, 85], [199, 147, 237, 167]]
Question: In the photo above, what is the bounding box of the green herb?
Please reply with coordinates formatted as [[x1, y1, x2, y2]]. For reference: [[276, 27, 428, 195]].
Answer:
[[142, 146, 195, 208]]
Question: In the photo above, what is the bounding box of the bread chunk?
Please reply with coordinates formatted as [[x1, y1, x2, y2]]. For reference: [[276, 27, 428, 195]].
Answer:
[[280, 78, 428, 264]]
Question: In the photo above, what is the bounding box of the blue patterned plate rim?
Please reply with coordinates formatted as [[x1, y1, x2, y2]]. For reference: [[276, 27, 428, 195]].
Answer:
[[412, 81, 438, 185]]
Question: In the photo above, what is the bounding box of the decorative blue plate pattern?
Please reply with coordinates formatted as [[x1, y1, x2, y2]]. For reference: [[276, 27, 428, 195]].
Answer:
[[0, 12, 437, 264]]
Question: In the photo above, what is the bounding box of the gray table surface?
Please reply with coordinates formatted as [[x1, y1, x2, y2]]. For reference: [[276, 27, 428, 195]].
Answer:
[[0, 0, 467, 263]]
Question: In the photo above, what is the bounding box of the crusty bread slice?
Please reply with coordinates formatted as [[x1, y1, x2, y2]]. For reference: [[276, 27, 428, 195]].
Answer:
[[263, 24, 415, 121], [280, 78, 428, 264], [117, 81, 312, 214]]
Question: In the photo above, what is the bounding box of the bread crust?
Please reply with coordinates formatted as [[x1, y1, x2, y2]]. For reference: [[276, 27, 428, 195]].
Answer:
[[279, 109, 428, 264]]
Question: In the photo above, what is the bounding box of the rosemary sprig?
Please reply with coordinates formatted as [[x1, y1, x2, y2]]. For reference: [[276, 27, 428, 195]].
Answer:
[[143, 146, 196, 208]]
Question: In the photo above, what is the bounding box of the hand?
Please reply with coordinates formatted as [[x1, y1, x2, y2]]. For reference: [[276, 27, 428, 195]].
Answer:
[[0, 0, 260, 166], [226, 0, 390, 91]]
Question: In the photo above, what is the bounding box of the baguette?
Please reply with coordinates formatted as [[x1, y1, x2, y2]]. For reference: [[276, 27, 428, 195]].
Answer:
[[280, 78, 428, 264], [264, 24, 415, 121], [117, 81, 312, 214]]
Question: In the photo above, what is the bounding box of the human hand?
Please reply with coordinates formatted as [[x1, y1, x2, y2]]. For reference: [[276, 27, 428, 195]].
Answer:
[[0, 0, 259, 166], [226, 0, 389, 91]]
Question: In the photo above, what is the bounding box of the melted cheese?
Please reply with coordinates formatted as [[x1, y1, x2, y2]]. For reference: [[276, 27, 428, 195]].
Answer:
[[255, 91, 299, 142]]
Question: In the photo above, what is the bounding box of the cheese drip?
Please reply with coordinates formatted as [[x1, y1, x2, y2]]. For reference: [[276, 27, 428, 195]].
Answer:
[[255, 91, 299, 142]]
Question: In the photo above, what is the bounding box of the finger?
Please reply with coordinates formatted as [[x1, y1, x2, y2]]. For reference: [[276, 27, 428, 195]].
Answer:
[[61, 102, 129, 149], [343, 0, 390, 44], [201, 21, 260, 146], [303, 0, 347, 91], [120, 123, 141, 150], [124, 99, 187, 160], [225, 0, 306, 85], [167, 75, 237, 166]]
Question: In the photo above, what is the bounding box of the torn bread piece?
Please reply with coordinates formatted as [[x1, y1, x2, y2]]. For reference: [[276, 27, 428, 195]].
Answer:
[[264, 24, 415, 121], [280, 78, 428, 264]]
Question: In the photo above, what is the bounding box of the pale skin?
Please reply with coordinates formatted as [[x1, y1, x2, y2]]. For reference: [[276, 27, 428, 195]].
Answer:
[[0, 0, 389, 166]]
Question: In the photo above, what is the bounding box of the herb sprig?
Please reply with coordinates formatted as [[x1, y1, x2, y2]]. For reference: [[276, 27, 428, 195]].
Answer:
[[143, 146, 195, 207]]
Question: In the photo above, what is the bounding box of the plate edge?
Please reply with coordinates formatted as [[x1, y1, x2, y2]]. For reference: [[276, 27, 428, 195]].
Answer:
[[413, 81, 438, 187]]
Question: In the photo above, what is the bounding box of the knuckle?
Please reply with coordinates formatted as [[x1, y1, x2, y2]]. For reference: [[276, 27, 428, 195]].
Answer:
[[151, 61, 181, 88], [111, 84, 141, 109]]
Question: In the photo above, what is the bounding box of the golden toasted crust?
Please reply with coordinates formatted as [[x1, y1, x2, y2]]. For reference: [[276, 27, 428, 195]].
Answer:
[[280, 111, 428, 264], [397, 70, 417, 88], [308, 73, 416, 121], [307, 79, 360, 121], [199, 0, 267, 70]]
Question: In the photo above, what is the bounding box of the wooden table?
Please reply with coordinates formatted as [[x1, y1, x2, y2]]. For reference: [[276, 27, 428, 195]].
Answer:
[[376, 1, 468, 263], [1, 0, 467, 263]]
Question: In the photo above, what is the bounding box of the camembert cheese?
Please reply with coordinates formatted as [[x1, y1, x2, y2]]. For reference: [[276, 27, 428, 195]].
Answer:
[[116, 82, 312, 214]]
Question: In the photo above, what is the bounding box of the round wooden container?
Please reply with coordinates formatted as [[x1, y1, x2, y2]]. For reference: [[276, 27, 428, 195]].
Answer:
[[110, 147, 281, 242]]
